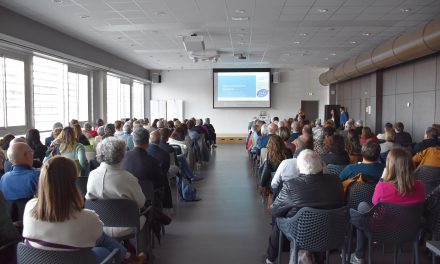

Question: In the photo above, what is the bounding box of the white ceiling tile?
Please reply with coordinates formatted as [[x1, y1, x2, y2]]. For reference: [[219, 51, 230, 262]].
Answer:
[[107, 2, 140, 11]]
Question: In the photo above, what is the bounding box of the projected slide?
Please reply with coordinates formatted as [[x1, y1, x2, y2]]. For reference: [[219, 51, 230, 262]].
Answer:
[[217, 72, 270, 101]]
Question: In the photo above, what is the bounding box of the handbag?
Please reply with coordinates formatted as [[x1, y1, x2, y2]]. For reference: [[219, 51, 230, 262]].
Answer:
[[341, 173, 367, 193]]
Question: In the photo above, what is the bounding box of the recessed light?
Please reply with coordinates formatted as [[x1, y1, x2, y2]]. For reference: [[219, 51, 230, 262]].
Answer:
[[231, 16, 250, 21], [154, 11, 166, 16], [52, 0, 62, 3], [349, 41, 357, 44], [362, 32, 371, 36], [317, 8, 328, 13], [324, 57, 329, 60], [293, 41, 301, 44], [400, 8, 411, 13], [299, 33, 308, 36], [79, 14, 90, 19], [329, 53, 337, 56], [235, 9, 246, 14]]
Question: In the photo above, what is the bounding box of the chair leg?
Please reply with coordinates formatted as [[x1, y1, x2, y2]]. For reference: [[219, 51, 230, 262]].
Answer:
[[277, 230, 283, 264], [413, 241, 420, 264], [393, 246, 398, 264], [291, 243, 298, 264], [341, 242, 347, 264], [347, 225, 353, 262], [325, 250, 329, 264], [368, 239, 373, 264], [432, 252, 436, 264]]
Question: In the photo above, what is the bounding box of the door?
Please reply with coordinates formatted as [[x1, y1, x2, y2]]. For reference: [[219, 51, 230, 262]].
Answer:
[[301, 101, 319, 121]]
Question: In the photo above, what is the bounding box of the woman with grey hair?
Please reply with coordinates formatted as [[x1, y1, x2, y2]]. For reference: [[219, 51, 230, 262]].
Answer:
[[86, 137, 148, 252]]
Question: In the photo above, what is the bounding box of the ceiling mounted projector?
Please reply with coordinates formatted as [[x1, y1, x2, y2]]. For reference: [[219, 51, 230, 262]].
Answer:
[[182, 35, 205, 52]]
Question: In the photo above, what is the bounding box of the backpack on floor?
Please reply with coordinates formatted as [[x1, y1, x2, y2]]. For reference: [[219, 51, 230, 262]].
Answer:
[[176, 174, 198, 201]]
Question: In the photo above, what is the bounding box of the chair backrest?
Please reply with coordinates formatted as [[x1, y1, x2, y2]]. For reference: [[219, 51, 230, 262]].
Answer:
[[16, 242, 97, 264], [347, 182, 377, 209], [327, 164, 346, 176], [260, 148, 268, 166], [415, 165, 440, 195], [361, 202, 424, 244], [169, 144, 182, 155], [278, 206, 349, 252], [84, 199, 139, 230], [6, 198, 31, 222], [76, 176, 88, 198]]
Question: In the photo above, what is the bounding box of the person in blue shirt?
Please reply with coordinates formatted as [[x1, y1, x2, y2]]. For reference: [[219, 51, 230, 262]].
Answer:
[[44, 122, 63, 147], [339, 106, 349, 130], [117, 123, 135, 150], [0, 142, 39, 200], [339, 140, 385, 182]]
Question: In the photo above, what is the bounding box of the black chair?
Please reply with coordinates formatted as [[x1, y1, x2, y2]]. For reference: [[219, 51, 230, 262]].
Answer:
[[277, 206, 349, 264], [0, 240, 18, 264], [16, 242, 118, 264], [84, 199, 149, 255], [346, 182, 377, 210], [327, 164, 346, 177], [6, 198, 31, 222], [346, 181, 377, 261], [349, 202, 424, 264], [76, 176, 88, 198], [414, 166, 440, 196]]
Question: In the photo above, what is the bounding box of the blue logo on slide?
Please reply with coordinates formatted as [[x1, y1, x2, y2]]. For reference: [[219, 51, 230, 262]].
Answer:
[[257, 89, 268, 97]]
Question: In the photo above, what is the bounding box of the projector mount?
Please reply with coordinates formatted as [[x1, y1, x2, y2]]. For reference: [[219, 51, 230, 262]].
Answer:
[[182, 34, 219, 63]]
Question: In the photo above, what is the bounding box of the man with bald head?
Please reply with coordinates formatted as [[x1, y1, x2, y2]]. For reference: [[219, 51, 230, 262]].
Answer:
[[0, 142, 39, 201]]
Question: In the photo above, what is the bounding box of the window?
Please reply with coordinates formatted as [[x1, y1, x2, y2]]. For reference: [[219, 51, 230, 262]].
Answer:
[[106, 74, 132, 121], [33, 56, 90, 131], [132, 81, 144, 118], [68, 71, 88, 122], [0, 56, 26, 128]]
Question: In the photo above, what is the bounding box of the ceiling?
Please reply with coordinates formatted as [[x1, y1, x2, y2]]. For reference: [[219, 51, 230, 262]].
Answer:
[[0, 0, 439, 70]]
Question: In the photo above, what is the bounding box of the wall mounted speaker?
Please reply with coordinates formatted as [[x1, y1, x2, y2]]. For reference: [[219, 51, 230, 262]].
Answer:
[[272, 71, 280, 84], [152, 73, 161, 83]]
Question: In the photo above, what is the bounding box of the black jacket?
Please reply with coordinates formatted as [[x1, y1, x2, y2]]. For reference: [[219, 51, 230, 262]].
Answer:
[[147, 143, 172, 209], [121, 147, 163, 189], [272, 172, 345, 218], [413, 138, 439, 155]]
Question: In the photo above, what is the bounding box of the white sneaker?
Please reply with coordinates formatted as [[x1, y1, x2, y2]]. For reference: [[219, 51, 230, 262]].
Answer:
[[265, 258, 275, 264], [350, 253, 364, 264]]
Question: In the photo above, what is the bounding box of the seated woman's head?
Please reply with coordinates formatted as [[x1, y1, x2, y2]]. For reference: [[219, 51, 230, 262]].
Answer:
[[267, 135, 287, 165], [33, 156, 83, 222], [361, 126, 373, 138], [279, 127, 290, 142], [384, 127, 396, 143], [97, 137, 127, 165], [383, 147, 415, 195]]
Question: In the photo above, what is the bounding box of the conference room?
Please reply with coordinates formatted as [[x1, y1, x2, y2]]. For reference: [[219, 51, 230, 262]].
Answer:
[[1, 0, 440, 263]]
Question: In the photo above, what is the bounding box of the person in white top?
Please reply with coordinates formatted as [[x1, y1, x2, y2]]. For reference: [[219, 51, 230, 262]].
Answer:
[[86, 137, 148, 253], [22, 156, 126, 263]]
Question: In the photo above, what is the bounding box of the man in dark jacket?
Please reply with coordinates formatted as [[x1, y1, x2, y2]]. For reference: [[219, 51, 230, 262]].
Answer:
[[265, 149, 345, 264], [121, 128, 163, 191], [147, 130, 172, 209], [394, 122, 413, 148], [413, 127, 439, 155]]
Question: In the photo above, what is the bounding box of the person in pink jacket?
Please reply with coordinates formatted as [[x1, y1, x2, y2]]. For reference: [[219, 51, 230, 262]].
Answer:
[[350, 147, 425, 264]]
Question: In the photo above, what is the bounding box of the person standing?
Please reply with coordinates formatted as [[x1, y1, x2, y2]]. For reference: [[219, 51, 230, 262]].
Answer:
[[339, 107, 349, 130]]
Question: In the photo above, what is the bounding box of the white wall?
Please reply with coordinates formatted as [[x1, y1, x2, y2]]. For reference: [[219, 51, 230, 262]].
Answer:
[[151, 67, 329, 134]]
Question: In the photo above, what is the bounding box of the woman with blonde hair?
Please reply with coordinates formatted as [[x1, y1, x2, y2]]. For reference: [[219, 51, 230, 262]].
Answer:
[[22, 156, 126, 263], [350, 148, 424, 263], [46, 127, 88, 175]]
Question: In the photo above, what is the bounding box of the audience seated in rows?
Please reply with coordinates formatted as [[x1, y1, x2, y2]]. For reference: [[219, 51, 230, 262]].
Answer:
[[395, 122, 413, 148], [339, 140, 384, 181], [259, 135, 292, 194], [380, 127, 397, 153], [345, 129, 362, 163], [350, 148, 425, 263], [44, 122, 63, 147], [321, 134, 350, 166], [148, 130, 172, 209], [413, 126, 439, 154], [72, 123, 90, 146], [360, 126, 379, 145], [86, 137, 149, 253], [117, 123, 135, 151], [0, 143, 39, 201], [45, 126, 88, 175], [265, 150, 345, 264], [279, 126, 296, 154], [23, 156, 127, 263], [377, 122, 393, 141]]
